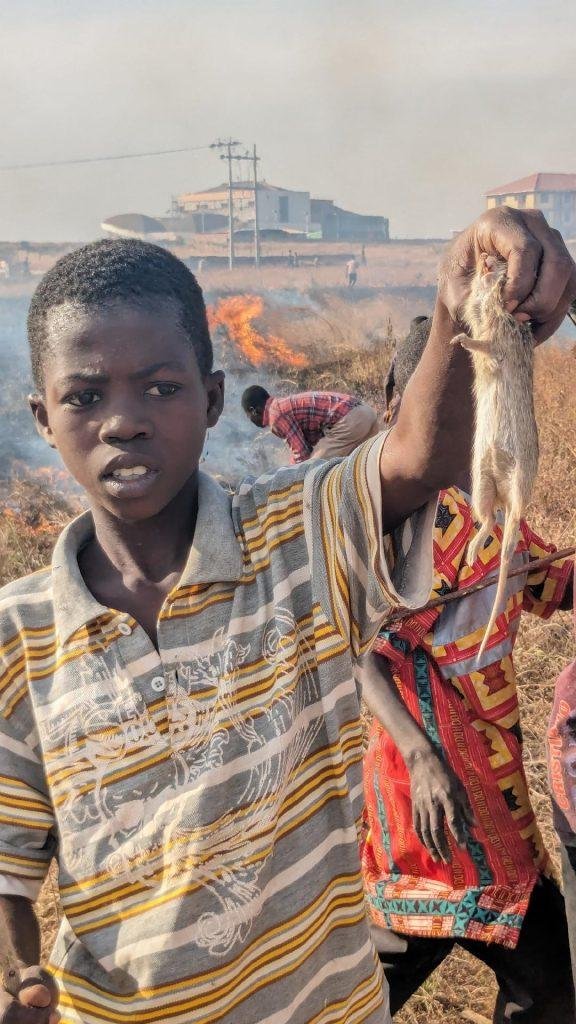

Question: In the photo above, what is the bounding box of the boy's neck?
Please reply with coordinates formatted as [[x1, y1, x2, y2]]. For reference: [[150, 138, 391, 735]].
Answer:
[[87, 472, 200, 585]]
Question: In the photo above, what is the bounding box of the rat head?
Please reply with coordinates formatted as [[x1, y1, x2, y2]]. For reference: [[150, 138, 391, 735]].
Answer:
[[478, 252, 507, 288], [27, 239, 224, 522]]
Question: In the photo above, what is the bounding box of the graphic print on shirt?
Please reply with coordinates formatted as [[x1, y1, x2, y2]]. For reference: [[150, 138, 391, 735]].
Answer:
[[42, 609, 323, 955]]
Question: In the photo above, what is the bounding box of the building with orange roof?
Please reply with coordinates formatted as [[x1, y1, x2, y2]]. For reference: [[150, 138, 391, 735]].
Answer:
[[485, 173, 576, 238]]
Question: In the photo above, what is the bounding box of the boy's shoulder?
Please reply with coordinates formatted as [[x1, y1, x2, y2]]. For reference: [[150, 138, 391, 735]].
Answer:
[[0, 565, 54, 638], [233, 461, 314, 512]]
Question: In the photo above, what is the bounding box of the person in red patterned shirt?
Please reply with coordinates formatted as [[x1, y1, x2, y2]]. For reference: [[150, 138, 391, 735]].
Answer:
[[241, 386, 380, 462], [359, 325, 575, 1022]]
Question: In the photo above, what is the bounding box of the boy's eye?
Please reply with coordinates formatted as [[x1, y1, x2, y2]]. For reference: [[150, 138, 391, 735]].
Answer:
[[66, 390, 102, 407], [146, 382, 181, 397]]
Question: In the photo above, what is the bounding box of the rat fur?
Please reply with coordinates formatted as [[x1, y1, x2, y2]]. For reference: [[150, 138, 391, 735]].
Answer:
[[452, 254, 539, 660]]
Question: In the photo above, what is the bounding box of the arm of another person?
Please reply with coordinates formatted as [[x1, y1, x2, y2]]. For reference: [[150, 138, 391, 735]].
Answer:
[[270, 404, 313, 463], [360, 652, 473, 863], [379, 208, 576, 534]]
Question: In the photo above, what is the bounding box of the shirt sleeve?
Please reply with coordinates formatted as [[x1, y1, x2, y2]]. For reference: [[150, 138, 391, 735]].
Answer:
[[270, 407, 312, 463], [304, 432, 436, 657], [520, 521, 573, 619], [0, 642, 56, 900]]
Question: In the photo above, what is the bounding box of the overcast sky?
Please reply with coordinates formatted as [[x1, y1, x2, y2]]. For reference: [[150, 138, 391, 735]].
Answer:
[[1, 0, 575, 241]]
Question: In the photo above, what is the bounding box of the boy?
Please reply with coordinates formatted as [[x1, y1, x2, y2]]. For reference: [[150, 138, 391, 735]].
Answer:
[[0, 209, 572, 1024], [361, 326, 575, 1021], [241, 386, 380, 462]]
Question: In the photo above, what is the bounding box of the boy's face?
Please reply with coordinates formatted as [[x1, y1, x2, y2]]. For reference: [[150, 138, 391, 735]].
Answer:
[[246, 405, 264, 427], [31, 300, 224, 521]]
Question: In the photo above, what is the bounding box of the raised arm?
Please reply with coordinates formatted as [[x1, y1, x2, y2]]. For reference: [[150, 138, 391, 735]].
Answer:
[[379, 208, 576, 533]]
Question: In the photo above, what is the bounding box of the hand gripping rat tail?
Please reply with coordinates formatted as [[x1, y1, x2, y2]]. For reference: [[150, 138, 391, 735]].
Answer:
[[477, 509, 520, 663]]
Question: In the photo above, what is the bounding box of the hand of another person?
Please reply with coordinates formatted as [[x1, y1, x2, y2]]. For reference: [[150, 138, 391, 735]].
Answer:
[[409, 749, 475, 863], [438, 206, 576, 343], [0, 967, 60, 1024]]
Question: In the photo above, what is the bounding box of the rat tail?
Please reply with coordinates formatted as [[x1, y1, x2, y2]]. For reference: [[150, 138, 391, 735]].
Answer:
[[477, 509, 520, 662]]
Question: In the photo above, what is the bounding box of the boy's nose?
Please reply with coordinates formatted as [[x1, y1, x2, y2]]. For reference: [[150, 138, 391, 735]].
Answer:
[[100, 412, 153, 444]]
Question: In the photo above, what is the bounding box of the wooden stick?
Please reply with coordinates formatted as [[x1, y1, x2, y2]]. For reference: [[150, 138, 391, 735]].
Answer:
[[387, 546, 575, 624]]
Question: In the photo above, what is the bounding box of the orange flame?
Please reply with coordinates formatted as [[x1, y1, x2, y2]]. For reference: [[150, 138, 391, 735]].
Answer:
[[208, 295, 309, 369]]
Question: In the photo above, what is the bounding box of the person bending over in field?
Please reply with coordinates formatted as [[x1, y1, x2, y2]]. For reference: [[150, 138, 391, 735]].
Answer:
[[360, 322, 575, 1022], [241, 385, 380, 462], [0, 207, 574, 1024]]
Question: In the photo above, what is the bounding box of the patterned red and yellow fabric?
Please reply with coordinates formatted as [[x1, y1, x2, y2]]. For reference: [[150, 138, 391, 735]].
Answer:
[[362, 486, 573, 948]]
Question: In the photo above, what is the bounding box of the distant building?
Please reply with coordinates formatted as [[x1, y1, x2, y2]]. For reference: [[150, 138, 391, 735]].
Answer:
[[310, 199, 388, 242], [485, 173, 576, 238], [176, 182, 312, 235], [101, 213, 170, 240], [174, 182, 389, 241]]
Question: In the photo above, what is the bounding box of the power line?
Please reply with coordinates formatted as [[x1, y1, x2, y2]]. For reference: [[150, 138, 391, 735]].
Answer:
[[0, 143, 211, 172]]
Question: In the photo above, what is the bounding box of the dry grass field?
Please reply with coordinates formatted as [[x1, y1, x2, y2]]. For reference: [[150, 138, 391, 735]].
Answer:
[[0, 279, 573, 1022]]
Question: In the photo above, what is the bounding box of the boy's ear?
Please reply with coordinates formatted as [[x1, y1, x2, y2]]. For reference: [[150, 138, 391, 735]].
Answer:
[[28, 393, 57, 449], [206, 370, 225, 428]]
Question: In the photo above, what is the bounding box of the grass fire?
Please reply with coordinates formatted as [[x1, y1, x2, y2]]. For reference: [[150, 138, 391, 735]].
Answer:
[[0, 264, 574, 1024]]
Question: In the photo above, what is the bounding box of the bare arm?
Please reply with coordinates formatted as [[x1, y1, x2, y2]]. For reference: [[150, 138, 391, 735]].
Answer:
[[379, 208, 576, 533], [360, 652, 473, 862]]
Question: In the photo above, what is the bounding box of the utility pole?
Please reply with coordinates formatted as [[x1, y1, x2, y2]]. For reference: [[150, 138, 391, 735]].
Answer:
[[252, 144, 261, 267], [231, 144, 262, 266], [210, 138, 240, 268]]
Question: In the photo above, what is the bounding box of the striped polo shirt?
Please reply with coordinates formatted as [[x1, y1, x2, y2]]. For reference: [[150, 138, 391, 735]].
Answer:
[[0, 435, 434, 1024]]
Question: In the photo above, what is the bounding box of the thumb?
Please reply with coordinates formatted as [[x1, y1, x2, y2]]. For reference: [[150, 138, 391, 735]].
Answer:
[[18, 967, 59, 1020]]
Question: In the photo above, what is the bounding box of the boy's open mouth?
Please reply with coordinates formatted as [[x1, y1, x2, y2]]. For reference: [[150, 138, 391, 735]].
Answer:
[[101, 459, 160, 498]]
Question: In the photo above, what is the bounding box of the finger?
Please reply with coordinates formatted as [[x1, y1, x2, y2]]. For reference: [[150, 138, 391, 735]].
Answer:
[[413, 807, 424, 847], [430, 805, 451, 863], [531, 276, 576, 344], [447, 806, 468, 848], [18, 985, 51, 1010], [421, 823, 439, 861], [511, 214, 575, 323], [19, 969, 58, 1012], [477, 209, 542, 311]]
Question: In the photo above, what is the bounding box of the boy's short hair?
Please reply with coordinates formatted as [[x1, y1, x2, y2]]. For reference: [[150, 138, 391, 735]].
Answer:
[[27, 238, 213, 389], [394, 316, 432, 397], [241, 385, 270, 412]]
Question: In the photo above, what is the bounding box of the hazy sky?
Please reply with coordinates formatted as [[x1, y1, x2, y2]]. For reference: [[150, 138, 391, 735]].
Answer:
[[2, 0, 576, 241]]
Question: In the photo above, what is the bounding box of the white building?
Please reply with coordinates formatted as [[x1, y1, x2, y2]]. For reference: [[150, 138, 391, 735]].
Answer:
[[175, 181, 314, 234]]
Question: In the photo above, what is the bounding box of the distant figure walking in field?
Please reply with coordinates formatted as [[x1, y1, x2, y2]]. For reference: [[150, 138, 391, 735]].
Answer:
[[241, 386, 380, 462], [346, 257, 358, 287], [361, 244, 367, 265]]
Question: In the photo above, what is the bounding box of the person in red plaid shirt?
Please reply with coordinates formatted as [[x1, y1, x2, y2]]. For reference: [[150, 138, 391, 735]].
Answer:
[[241, 386, 380, 462]]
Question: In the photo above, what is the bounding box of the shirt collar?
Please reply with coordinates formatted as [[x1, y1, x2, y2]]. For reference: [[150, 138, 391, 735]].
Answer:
[[262, 397, 272, 427], [52, 471, 244, 645]]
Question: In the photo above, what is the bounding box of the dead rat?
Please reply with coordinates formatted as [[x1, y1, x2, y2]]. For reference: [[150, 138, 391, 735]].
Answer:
[[452, 254, 539, 659]]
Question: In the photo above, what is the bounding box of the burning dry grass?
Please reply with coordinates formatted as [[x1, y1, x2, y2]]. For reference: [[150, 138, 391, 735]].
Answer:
[[0, 310, 573, 1021]]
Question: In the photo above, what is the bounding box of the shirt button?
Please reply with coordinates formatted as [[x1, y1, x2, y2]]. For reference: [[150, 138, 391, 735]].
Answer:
[[151, 676, 166, 693], [117, 622, 132, 636]]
